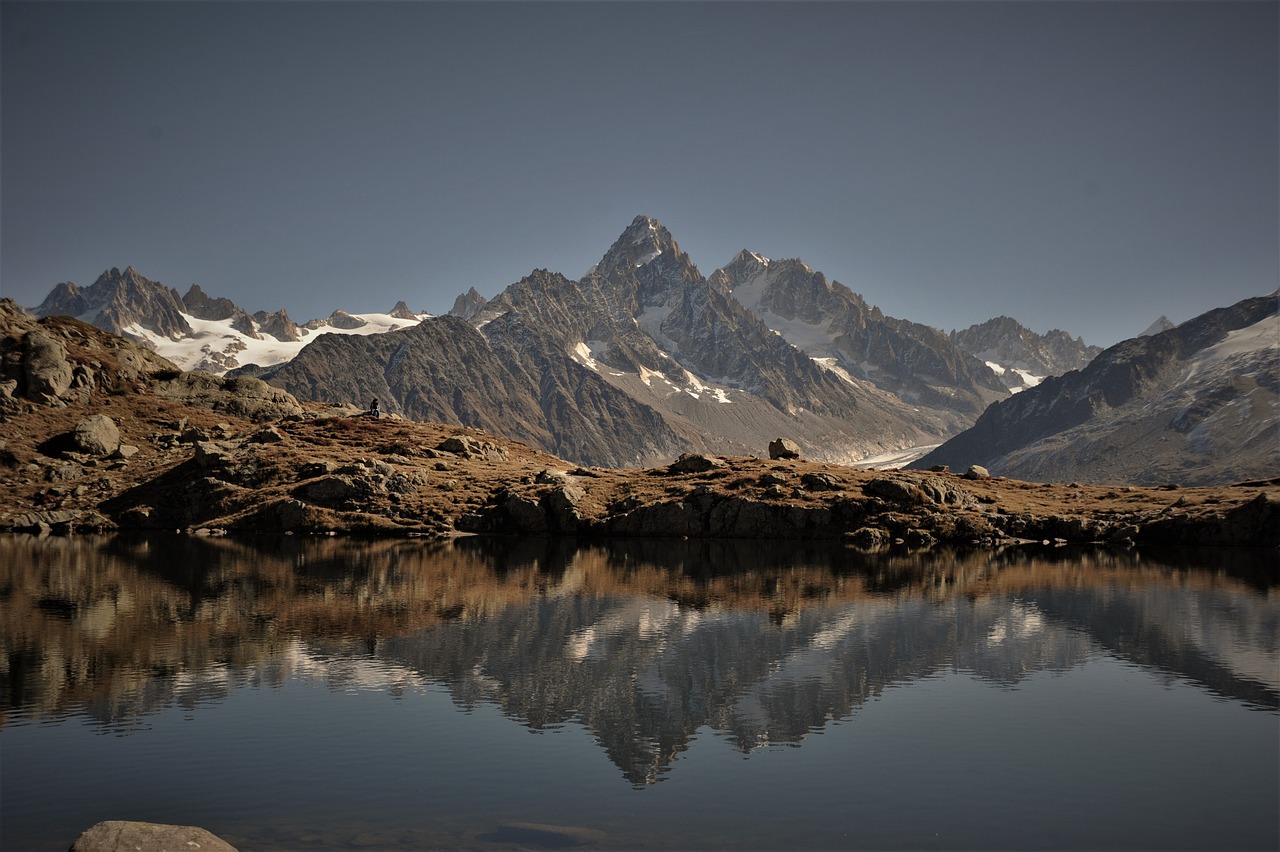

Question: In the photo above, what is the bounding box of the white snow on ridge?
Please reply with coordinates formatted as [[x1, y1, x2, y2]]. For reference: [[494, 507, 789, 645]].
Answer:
[[1011, 369, 1044, 390], [1184, 314, 1280, 381], [127, 309, 432, 374], [723, 265, 843, 361], [637, 304, 680, 355], [812, 357, 861, 387], [632, 363, 734, 404], [725, 267, 771, 312], [985, 360, 1044, 394], [638, 366, 667, 389], [680, 370, 734, 404], [571, 341, 599, 371]]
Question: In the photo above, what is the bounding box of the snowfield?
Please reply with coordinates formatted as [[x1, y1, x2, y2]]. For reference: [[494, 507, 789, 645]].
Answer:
[[126, 310, 432, 374]]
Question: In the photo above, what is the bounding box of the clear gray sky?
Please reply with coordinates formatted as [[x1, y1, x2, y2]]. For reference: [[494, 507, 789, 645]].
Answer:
[[3, 1, 1276, 347]]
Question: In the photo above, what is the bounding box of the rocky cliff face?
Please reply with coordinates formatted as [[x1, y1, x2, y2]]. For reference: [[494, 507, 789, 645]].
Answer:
[[33, 266, 193, 342], [912, 294, 1280, 485], [949, 316, 1102, 393], [253, 308, 301, 342], [182, 284, 259, 338], [253, 313, 688, 467], [716, 250, 1009, 432]]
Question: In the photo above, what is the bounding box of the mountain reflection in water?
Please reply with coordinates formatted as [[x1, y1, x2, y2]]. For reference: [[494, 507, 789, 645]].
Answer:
[[2, 534, 1277, 790]]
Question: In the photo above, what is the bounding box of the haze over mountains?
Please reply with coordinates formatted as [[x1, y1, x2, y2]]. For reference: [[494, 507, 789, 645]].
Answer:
[[24, 215, 1274, 482]]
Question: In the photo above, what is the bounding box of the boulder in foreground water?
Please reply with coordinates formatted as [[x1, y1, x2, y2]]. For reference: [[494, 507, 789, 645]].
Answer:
[[70, 820, 237, 852]]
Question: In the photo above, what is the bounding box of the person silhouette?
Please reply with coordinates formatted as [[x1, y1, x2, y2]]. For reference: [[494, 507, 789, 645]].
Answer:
[[369, 398, 380, 418]]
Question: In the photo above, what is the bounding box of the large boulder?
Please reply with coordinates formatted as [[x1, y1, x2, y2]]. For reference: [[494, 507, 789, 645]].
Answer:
[[22, 329, 74, 403], [69, 821, 237, 852], [768, 438, 801, 460], [295, 474, 373, 507], [71, 415, 120, 457], [153, 371, 302, 422], [544, 484, 588, 532]]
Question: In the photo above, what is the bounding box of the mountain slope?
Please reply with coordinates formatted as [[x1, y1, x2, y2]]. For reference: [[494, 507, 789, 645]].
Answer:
[[457, 217, 941, 463], [254, 313, 689, 467], [715, 250, 1009, 432], [911, 294, 1279, 485]]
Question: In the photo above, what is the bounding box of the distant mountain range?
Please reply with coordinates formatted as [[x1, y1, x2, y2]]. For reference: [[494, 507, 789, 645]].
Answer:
[[27, 215, 1269, 483], [913, 293, 1280, 485], [26, 218, 1098, 467], [32, 265, 431, 375]]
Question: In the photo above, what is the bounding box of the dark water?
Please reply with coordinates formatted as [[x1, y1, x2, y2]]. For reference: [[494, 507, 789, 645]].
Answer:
[[1, 534, 1276, 851]]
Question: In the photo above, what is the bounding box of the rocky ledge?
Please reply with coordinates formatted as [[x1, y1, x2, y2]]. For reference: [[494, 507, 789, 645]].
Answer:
[[1, 407, 1276, 548], [2, 298, 1277, 548]]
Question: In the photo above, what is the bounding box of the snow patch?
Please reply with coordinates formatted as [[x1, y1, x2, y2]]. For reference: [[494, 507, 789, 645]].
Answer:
[[638, 366, 668, 388], [634, 249, 662, 267], [812, 357, 862, 387], [851, 444, 940, 470], [726, 266, 772, 312], [637, 304, 680, 354], [571, 341, 599, 371], [986, 359, 1044, 393], [1184, 314, 1280, 381], [124, 308, 432, 374]]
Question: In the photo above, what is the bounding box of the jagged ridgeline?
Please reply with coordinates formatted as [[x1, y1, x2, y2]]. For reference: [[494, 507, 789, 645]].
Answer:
[[26, 216, 1141, 469], [254, 217, 1008, 466], [914, 293, 1280, 486]]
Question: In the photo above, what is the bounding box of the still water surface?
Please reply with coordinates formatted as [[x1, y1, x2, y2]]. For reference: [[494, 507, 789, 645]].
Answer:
[[2, 535, 1277, 850]]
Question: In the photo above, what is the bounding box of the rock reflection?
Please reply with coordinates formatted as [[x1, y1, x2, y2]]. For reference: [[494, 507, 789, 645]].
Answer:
[[1, 534, 1276, 783]]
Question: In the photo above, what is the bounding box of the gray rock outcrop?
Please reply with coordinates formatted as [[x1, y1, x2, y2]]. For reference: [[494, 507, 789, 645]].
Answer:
[[254, 309, 301, 342], [71, 415, 120, 457], [669, 453, 727, 474], [69, 820, 237, 852], [153, 372, 303, 422], [21, 330, 74, 404]]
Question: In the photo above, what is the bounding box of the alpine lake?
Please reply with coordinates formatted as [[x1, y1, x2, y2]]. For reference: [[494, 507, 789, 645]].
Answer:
[[2, 533, 1276, 851]]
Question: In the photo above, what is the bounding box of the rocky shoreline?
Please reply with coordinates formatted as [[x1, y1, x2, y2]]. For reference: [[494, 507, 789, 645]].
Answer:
[[3, 299, 1278, 548]]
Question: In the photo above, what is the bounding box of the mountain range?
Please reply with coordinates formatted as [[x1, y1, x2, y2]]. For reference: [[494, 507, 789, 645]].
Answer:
[[26, 216, 1103, 469], [913, 293, 1279, 485]]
